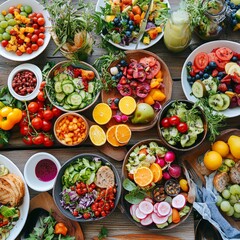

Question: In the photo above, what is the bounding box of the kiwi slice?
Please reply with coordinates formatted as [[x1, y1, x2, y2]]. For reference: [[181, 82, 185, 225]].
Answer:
[[192, 80, 207, 98], [219, 93, 230, 111], [180, 132, 197, 147], [208, 94, 224, 111], [202, 78, 218, 92], [188, 117, 204, 134]]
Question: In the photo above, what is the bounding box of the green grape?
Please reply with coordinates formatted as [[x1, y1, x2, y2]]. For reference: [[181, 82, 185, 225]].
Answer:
[[4, 13, 13, 21], [20, 12, 27, 17], [0, 21, 8, 29], [0, 27, 4, 34], [234, 203, 240, 213], [216, 195, 223, 206], [5, 26, 13, 34], [0, 33, 3, 41], [8, 19, 17, 26], [233, 211, 240, 219], [24, 5, 32, 14], [2, 32, 11, 40], [229, 184, 240, 195], [222, 189, 231, 199], [0, 14, 5, 22], [226, 206, 234, 216], [220, 200, 231, 212], [229, 195, 237, 205]]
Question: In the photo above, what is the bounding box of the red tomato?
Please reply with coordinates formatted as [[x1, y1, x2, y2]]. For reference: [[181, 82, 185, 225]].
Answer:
[[37, 38, 44, 46], [83, 212, 91, 219], [20, 126, 32, 136], [37, 13, 43, 18], [215, 47, 233, 61], [1, 40, 8, 48], [8, 6, 15, 14], [37, 91, 45, 101], [32, 133, 44, 145], [40, 81, 46, 90], [177, 122, 188, 133], [26, 47, 33, 54], [42, 120, 52, 132], [43, 135, 54, 147], [37, 17, 45, 26], [19, 118, 28, 128], [31, 34, 38, 42], [43, 109, 54, 121], [39, 26, 45, 33], [16, 50, 23, 56], [52, 107, 62, 118], [169, 115, 180, 126], [31, 117, 43, 130], [22, 135, 33, 145], [31, 44, 39, 51], [194, 52, 209, 70], [28, 102, 39, 113], [39, 33, 45, 39], [161, 117, 171, 128]]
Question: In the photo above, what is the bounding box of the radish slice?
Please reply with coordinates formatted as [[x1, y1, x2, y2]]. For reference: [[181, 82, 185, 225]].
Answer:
[[167, 207, 172, 217], [135, 207, 147, 219], [144, 197, 154, 204], [157, 202, 171, 216], [130, 204, 138, 217], [141, 214, 153, 226], [151, 212, 168, 224], [153, 203, 159, 213], [172, 194, 186, 209], [139, 201, 154, 215]]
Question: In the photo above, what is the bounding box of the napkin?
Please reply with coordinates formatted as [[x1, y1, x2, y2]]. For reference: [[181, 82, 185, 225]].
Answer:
[[193, 172, 240, 240]]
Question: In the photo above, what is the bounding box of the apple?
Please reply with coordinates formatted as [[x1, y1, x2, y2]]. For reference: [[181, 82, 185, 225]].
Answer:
[[131, 103, 155, 124]]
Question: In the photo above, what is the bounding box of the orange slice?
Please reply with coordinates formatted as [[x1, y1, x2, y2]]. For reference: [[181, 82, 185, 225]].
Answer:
[[133, 167, 153, 187], [106, 125, 124, 147], [150, 163, 162, 183], [89, 125, 106, 146], [118, 96, 137, 115], [92, 103, 112, 125], [115, 124, 131, 144]]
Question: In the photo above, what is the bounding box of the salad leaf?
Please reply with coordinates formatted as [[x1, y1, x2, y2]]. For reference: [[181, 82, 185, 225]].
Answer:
[[123, 178, 137, 192], [98, 226, 108, 240]]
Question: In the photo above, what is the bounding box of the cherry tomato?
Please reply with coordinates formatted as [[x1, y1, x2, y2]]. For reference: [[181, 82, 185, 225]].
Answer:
[[1, 40, 8, 48], [73, 210, 78, 216], [26, 47, 33, 54], [52, 107, 62, 117], [39, 33, 45, 39], [161, 117, 171, 128], [16, 50, 23, 56], [40, 81, 46, 90], [37, 91, 45, 101], [83, 212, 91, 219], [28, 102, 39, 113], [32, 133, 44, 145], [169, 115, 180, 126], [22, 135, 33, 145], [194, 52, 209, 70], [101, 211, 106, 217], [42, 120, 52, 132], [94, 211, 100, 217], [20, 126, 32, 136], [177, 122, 188, 133], [37, 17, 45, 26], [37, 38, 44, 46], [31, 44, 39, 51], [215, 47, 233, 61], [37, 13, 43, 18], [31, 117, 43, 130], [39, 26, 45, 33], [19, 118, 28, 128], [43, 109, 54, 121], [8, 6, 15, 14], [31, 34, 38, 42]]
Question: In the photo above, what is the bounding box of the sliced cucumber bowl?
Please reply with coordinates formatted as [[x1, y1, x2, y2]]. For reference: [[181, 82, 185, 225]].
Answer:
[[46, 61, 101, 112]]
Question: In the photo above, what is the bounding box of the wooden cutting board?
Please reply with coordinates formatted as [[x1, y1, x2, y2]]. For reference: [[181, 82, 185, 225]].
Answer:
[[29, 192, 84, 240]]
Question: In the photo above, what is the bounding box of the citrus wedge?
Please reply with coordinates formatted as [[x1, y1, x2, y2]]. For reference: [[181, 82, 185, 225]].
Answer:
[[89, 125, 106, 146], [119, 96, 137, 115], [133, 167, 154, 187], [150, 163, 162, 183], [106, 125, 124, 147], [115, 124, 131, 144], [92, 103, 112, 125]]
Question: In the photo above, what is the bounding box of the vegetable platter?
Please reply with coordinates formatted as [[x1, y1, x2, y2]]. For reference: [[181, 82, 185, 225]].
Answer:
[[121, 139, 193, 231], [181, 40, 240, 118], [0, 154, 30, 240], [179, 128, 240, 231], [95, 0, 170, 50], [0, 0, 51, 61], [101, 50, 172, 131]]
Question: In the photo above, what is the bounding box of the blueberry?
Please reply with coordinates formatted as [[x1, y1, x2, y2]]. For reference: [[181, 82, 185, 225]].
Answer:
[[199, 71, 203, 76], [125, 31, 131, 37], [120, 59, 127, 66], [128, 20, 134, 25], [114, 98, 120, 105], [187, 61, 192, 66], [116, 72, 122, 79], [231, 56, 238, 62], [230, 3, 235, 8], [232, 19, 238, 25], [203, 73, 209, 79], [187, 76, 192, 82], [189, 81, 194, 86], [129, 25, 134, 31], [216, 76, 221, 81], [209, 61, 217, 68], [218, 72, 224, 78], [195, 74, 200, 79], [111, 76, 117, 81]]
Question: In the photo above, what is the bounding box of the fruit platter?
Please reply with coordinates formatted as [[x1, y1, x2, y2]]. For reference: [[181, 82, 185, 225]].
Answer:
[[181, 40, 240, 118], [121, 139, 194, 230], [95, 0, 170, 50], [180, 128, 240, 231], [101, 50, 172, 131]]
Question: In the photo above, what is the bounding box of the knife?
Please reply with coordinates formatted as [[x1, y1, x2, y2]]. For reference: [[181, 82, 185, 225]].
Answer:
[[134, 0, 154, 49]]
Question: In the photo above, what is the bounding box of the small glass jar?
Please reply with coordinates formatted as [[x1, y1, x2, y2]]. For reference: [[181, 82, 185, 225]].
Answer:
[[195, 0, 227, 40]]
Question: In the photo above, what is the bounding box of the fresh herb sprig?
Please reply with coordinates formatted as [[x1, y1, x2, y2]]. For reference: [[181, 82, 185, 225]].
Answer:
[[123, 178, 147, 204], [98, 226, 108, 240]]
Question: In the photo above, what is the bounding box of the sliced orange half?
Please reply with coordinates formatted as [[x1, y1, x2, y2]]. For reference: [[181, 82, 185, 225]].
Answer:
[[133, 167, 154, 187], [106, 125, 124, 147], [118, 96, 137, 115], [92, 103, 112, 125], [89, 125, 106, 146], [150, 163, 162, 183], [115, 124, 131, 144]]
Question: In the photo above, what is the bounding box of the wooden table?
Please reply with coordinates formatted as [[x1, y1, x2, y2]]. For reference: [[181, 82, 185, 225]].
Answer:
[[0, 0, 239, 239]]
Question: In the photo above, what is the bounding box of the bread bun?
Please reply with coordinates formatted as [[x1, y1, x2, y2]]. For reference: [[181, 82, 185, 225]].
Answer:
[[230, 160, 240, 184], [213, 172, 230, 193], [95, 166, 115, 189]]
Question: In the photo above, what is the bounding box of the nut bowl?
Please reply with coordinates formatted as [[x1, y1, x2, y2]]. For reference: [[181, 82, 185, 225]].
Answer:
[[121, 139, 193, 231], [54, 112, 89, 146], [53, 153, 121, 222], [157, 99, 207, 152], [46, 60, 101, 113], [8, 63, 42, 101]]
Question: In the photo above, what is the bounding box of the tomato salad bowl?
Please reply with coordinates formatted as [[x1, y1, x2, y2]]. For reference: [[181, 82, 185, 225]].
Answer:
[[181, 40, 240, 118], [53, 153, 121, 222], [121, 139, 193, 231]]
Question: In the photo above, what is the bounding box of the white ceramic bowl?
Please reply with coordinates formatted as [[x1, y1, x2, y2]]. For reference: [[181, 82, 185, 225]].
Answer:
[[0, 0, 51, 61], [181, 40, 240, 118], [8, 63, 42, 101], [24, 152, 61, 192]]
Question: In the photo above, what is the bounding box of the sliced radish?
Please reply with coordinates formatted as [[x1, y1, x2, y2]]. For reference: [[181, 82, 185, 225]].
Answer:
[[135, 207, 147, 219], [144, 197, 154, 204], [151, 212, 168, 224], [172, 194, 186, 209], [139, 200, 154, 215], [167, 207, 172, 217], [130, 204, 138, 217], [140, 214, 153, 226], [157, 202, 171, 216], [153, 203, 159, 213]]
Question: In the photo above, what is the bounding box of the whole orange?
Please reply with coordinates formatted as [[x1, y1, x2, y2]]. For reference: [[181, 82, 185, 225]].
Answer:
[[203, 150, 223, 171], [212, 140, 229, 157]]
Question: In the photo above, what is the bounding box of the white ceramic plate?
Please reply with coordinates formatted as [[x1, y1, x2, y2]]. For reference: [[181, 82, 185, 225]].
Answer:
[[0, 154, 30, 240], [181, 40, 240, 118], [95, 0, 170, 50], [0, 0, 51, 61]]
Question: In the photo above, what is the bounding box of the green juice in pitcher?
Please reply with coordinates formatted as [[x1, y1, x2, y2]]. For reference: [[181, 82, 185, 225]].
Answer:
[[164, 10, 192, 53]]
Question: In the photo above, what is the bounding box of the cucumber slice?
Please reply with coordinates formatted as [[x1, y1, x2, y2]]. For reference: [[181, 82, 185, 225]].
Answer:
[[63, 104, 71, 110], [58, 73, 69, 81], [70, 93, 82, 106], [208, 93, 224, 111], [62, 79, 73, 85], [88, 82, 95, 93], [79, 90, 86, 99], [56, 92, 65, 102], [62, 83, 75, 95], [73, 78, 84, 89], [54, 82, 63, 93], [79, 102, 87, 109], [202, 78, 218, 92], [53, 75, 60, 81], [192, 80, 207, 98]]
